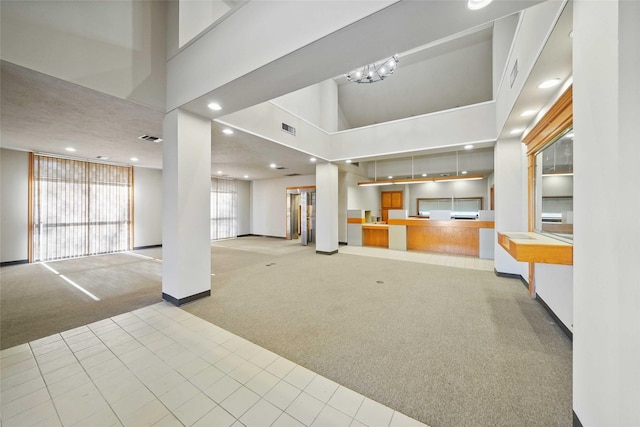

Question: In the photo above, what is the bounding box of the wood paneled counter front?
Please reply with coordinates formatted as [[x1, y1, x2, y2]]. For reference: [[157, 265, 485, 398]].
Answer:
[[362, 224, 389, 248], [387, 218, 495, 256]]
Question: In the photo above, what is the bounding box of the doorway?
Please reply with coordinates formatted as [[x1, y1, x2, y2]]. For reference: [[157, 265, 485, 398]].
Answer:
[[286, 187, 316, 245]]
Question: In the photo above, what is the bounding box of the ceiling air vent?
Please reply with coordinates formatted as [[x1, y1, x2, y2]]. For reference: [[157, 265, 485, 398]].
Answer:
[[138, 134, 163, 143], [281, 123, 296, 136], [285, 173, 300, 177], [276, 166, 287, 170]]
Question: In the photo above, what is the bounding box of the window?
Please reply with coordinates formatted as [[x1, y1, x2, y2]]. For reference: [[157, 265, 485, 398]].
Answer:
[[417, 197, 483, 219], [534, 127, 573, 239], [31, 155, 133, 261], [210, 178, 237, 240]]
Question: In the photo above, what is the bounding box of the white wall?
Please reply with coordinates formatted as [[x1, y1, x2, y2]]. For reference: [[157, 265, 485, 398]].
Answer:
[[495, 0, 566, 132], [133, 167, 162, 248], [407, 179, 490, 216], [179, 1, 235, 48], [251, 174, 315, 238], [492, 13, 519, 99], [535, 263, 572, 332], [493, 138, 527, 276], [237, 180, 251, 236], [338, 38, 492, 129], [541, 175, 573, 196], [573, 1, 640, 425], [271, 85, 322, 129], [0, 0, 167, 111], [0, 149, 29, 263]]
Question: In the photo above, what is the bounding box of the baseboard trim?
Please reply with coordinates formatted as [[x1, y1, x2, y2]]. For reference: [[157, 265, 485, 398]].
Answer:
[[0, 259, 29, 267], [339, 241, 348, 246], [316, 249, 338, 255], [236, 234, 251, 238], [162, 290, 211, 306], [573, 411, 583, 427], [133, 244, 162, 250], [244, 234, 286, 240], [538, 294, 573, 341]]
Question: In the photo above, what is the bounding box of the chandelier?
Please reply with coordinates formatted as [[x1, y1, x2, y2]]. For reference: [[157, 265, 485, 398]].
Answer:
[[345, 55, 399, 84]]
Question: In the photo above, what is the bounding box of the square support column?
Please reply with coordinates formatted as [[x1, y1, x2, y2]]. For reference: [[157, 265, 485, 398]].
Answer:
[[162, 109, 211, 305], [315, 162, 339, 255]]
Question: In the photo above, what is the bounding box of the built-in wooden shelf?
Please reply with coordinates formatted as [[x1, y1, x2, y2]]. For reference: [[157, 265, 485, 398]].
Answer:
[[497, 232, 573, 265]]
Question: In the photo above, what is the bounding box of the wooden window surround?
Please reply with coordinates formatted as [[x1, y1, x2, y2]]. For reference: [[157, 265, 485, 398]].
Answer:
[[497, 85, 574, 298]]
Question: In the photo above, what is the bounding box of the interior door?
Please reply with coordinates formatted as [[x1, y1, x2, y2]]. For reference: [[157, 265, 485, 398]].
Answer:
[[381, 191, 403, 222]]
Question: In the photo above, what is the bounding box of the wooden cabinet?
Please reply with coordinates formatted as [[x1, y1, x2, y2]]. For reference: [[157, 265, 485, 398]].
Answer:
[[381, 191, 403, 222]]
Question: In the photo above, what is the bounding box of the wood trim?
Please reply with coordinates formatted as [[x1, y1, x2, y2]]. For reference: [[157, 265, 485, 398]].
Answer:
[[28, 152, 34, 263], [388, 219, 494, 229], [523, 85, 573, 155], [497, 232, 573, 265], [362, 224, 389, 230], [347, 217, 365, 224]]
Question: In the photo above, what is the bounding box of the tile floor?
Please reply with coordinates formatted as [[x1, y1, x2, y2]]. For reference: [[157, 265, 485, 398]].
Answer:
[[339, 245, 494, 272], [1, 302, 428, 427]]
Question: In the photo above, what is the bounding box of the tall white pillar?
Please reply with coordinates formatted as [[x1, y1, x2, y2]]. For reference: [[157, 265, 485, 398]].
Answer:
[[493, 137, 528, 276], [315, 162, 339, 254], [162, 109, 212, 305], [573, 1, 640, 425]]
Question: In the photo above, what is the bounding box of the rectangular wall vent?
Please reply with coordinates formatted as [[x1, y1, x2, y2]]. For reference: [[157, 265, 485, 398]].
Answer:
[[281, 123, 296, 136]]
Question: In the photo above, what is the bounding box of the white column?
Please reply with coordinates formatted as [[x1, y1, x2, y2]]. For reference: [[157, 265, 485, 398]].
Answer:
[[162, 109, 212, 305], [493, 137, 528, 276], [315, 162, 339, 254], [573, 1, 640, 425]]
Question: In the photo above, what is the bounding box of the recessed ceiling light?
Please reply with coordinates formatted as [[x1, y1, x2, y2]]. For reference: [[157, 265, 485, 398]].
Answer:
[[96, 156, 109, 160], [270, 163, 277, 168], [538, 78, 561, 89], [388, 176, 393, 179], [464, 144, 474, 150], [222, 128, 234, 135], [208, 102, 222, 111], [130, 157, 139, 162], [345, 159, 352, 164], [65, 147, 76, 152], [467, 0, 493, 10], [510, 129, 524, 135], [310, 157, 317, 162], [244, 175, 249, 179], [520, 110, 537, 117], [461, 170, 468, 175], [217, 170, 222, 175], [422, 173, 427, 177]]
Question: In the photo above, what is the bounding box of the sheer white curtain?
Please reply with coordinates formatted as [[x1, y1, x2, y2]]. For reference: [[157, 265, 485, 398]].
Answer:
[[32, 155, 132, 261], [210, 178, 237, 240]]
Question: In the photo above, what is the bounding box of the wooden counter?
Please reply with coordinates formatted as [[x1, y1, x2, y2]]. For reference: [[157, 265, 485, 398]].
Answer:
[[497, 232, 573, 265], [362, 224, 389, 248], [387, 219, 495, 256]]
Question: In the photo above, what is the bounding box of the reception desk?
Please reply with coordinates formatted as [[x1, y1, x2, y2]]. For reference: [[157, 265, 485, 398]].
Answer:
[[362, 224, 389, 247], [387, 218, 495, 257]]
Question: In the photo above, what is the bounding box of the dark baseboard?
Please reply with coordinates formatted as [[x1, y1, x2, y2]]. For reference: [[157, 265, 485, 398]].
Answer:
[[538, 294, 573, 341], [133, 244, 162, 250], [494, 269, 572, 341], [236, 234, 251, 238], [162, 290, 210, 306], [244, 234, 286, 239], [573, 411, 583, 427], [0, 259, 29, 267], [339, 241, 348, 246], [316, 249, 338, 255]]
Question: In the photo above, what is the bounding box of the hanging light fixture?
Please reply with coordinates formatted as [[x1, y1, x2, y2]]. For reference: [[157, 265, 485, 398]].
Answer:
[[346, 55, 399, 84]]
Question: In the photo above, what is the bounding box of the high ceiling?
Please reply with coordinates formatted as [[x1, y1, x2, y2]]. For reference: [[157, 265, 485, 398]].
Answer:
[[0, 0, 572, 182]]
